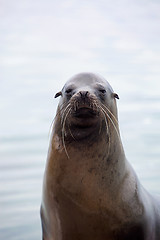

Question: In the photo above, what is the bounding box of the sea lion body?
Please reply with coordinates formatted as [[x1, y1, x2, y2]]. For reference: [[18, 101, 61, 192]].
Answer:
[[41, 73, 160, 240]]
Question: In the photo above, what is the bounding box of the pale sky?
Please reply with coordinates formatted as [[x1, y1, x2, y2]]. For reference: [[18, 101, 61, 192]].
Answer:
[[1, 0, 160, 80], [0, 0, 160, 136]]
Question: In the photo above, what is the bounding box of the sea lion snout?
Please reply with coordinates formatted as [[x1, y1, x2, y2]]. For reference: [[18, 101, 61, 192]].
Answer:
[[79, 90, 89, 99], [70, 90, 99, 113], [75, 90, 91, 106], [66, 89, 101, 136]]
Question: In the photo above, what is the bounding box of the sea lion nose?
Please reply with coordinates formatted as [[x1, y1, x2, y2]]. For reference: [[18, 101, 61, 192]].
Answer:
[[79, 91, 89, 99]]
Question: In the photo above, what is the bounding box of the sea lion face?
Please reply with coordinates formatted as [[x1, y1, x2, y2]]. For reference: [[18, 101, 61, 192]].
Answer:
[[55, 73, 119, 141]]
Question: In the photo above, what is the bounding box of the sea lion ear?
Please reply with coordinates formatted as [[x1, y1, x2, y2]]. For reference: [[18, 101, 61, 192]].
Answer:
[[112, 93, 119, 100], [54, 91, 62, 98]]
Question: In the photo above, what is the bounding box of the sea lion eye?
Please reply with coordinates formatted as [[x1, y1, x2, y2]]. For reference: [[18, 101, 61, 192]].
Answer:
[[65, 88, 73, 94], [99, 89, 106, 94]]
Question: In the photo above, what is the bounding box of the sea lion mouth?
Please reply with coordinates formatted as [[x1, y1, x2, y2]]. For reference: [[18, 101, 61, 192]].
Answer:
[[69, 104, 99, 130], [73, 107, 98, 119]]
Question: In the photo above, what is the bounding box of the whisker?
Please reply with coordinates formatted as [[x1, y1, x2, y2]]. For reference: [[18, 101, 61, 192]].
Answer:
[[61, 104, 71, 125], [48, 117, 55, 137], [100, 108, 110, 159], [55, 102, 70, 116], [100, 106, 120, 140], [74, 101, 77, 112], [101, 103, 119, 125], [68, 124, 76, 141], [48, 103, 71, 138], [62, 107, 71, 159]]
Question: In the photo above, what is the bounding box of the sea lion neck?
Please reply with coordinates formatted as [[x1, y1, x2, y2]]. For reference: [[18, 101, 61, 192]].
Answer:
[[52, 119, 126, 176]]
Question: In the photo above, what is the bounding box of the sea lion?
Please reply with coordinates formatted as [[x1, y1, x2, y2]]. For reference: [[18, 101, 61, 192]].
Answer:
[[40, 72, 160, 240]]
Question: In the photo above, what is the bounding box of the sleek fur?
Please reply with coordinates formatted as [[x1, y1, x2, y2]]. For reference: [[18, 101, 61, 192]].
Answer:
[[41, 73, 160, 240]]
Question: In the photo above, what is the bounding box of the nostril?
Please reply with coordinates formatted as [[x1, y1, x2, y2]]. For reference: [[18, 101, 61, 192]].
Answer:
[[85, 91, 88, 97], [79, 91, 89, 98]]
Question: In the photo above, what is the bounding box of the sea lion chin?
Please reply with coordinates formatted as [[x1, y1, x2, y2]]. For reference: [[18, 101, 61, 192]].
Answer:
[[41, 72, 160, 240]]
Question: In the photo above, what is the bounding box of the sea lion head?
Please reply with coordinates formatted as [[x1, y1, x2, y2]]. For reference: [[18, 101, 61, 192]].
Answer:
[[54, 73, 119, 145]]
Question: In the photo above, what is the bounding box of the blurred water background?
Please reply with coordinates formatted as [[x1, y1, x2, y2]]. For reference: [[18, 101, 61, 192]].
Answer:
[[0, 0, 160, 239]]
